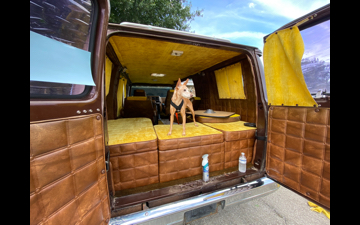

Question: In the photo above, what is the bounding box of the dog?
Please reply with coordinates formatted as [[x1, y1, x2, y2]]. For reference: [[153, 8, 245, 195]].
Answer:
[[168, 78, 198, 136]]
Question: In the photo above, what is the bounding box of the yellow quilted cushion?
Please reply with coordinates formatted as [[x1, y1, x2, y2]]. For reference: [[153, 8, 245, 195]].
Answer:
[[203, 121, 257, 132], [154, 122, 222, 140], [126, 96, 147, 101], [107, 118, 157, 145], [199, 114, 240, 119]]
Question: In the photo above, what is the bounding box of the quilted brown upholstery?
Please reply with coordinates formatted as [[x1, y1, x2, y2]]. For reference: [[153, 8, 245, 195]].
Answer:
[[224, 130, 256, 169], [107, 118, 158, 156], [108, 118, 159, 191], [123, 97, 156, 124], [158, 133, 223, 151], [159, 143, 225, 183], [110, 150, 159, 190], [266, 106, 330, 209], [109, 140, 157, 156], [30, 114, 110, 225], [203, 122, 256, 169]]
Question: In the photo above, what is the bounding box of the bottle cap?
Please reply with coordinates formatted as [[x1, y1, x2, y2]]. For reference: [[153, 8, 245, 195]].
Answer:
[[202, 154, 209, 159]]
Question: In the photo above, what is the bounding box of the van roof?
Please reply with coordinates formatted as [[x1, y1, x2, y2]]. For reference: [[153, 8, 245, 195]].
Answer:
[[109, 22, 232, 43]]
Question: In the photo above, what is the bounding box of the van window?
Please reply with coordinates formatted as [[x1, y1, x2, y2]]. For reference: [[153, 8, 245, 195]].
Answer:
[[131, 86, 172, 97], [301, 20, 330, 94], [30, 0, 95, 98]]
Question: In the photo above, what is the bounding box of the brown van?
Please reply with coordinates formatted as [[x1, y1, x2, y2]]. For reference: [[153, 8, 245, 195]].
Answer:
[[30, 1, 330, 224]]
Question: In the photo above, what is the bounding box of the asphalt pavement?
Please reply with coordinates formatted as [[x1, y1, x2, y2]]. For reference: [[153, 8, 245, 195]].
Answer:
[[189, 185, 330, 225]]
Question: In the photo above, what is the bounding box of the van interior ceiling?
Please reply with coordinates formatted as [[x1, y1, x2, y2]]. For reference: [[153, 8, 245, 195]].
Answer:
[[105, 33, 260, 216]]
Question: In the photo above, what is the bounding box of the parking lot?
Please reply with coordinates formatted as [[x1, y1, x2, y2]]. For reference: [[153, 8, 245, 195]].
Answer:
[[190, 185, 330, 225]]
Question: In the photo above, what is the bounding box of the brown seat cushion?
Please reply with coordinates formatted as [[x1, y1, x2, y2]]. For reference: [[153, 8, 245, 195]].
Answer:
[[123, 96, 156, 124], [203, 121, 257, 169], [108, 118, 158, 156]]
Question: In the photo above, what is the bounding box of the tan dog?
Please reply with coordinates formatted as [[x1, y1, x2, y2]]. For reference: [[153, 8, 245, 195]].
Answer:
[[168, 78, 198, 136]]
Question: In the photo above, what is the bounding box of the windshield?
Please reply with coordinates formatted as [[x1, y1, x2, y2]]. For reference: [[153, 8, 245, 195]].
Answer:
[[131, 86, 172, 97]]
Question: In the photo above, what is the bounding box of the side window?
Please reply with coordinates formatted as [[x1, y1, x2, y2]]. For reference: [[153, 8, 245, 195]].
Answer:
[[30, 0, 95, 98], [301, 20, 330, 94]]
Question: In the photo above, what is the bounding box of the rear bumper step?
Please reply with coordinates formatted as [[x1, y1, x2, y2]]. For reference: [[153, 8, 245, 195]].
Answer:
[[110, 177, 279, 225]]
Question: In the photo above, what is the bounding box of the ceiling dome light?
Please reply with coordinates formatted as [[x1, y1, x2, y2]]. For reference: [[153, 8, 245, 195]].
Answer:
[[151, 73, 165, 77]]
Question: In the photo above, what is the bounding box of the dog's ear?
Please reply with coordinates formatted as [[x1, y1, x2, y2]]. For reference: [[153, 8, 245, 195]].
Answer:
[[183, 79, 189, 86], [176, 78, 182, 89]]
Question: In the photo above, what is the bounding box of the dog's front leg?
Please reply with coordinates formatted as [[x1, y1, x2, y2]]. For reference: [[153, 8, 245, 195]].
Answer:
[[168, 107, 175, 135], [181, 110, 186, 136]]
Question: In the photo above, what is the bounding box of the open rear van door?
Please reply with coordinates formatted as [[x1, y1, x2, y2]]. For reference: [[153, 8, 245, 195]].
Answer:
[[263, 4, 330, 210], [30, 1, 112, 224]]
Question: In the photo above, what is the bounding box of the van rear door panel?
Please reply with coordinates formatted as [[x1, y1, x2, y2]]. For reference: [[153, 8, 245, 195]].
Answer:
[[263, 4, 330, 210], [266, 106, 330, 209], [30, 114, 111, 225], [30, 0, 111, 224]]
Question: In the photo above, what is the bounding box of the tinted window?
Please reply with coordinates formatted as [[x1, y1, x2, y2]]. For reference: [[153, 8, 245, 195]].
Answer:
[[131, 86, 172, 97], [30, 0, 94, 97], [301, 20, 330, 94]]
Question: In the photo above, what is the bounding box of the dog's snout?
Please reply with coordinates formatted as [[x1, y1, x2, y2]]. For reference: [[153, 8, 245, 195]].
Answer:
[[190, 94, 193, 98]]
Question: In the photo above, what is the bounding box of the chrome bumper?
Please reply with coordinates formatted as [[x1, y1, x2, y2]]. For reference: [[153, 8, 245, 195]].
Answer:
[[110, 177, 279, 225]]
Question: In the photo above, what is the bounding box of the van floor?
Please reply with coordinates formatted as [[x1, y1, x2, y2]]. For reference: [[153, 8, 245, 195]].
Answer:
[[113, 164, 261, 209]]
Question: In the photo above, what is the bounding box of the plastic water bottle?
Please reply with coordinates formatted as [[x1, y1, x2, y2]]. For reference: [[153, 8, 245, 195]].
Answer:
[[202, 154, 209, 182], [239, 152, 246, 173]]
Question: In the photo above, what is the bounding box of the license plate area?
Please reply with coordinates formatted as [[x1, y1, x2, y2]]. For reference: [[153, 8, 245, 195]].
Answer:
[[184, 201, 224, 224]]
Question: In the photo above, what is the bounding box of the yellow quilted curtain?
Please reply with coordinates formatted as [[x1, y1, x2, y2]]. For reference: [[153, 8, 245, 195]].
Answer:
[[105, 56, 112, 96], [214, 62, 246, 99], [117, 77, 127, 117], [263, 26, 317, 106]]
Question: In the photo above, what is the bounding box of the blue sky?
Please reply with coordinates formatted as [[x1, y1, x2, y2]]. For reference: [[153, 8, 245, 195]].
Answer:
[[188, 0, 330, 53]]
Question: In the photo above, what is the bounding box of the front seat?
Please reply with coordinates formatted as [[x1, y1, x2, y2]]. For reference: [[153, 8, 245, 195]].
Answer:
[[164, 90, 174, 115], [123, 96, 158, 124], [133, 89, 146, 96]]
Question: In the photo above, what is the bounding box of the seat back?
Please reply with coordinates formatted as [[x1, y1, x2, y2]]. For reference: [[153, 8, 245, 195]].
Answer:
[[123, 96, 156, 123], [134, 89, 146, 96], [164, 90, 174, 115]]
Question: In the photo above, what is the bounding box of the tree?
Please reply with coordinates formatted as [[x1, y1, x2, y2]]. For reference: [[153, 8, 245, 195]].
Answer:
[[109, 0, 203, 31]]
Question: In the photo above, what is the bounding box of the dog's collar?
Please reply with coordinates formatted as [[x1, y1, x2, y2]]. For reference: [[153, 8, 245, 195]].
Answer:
[[170, 99, 184, 112]]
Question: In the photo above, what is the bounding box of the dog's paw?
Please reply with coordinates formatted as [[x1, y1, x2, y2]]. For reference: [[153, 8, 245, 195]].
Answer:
[[194, 123, 198, 127], [167, 132, 172, 136], [182, 132, 186, 136]]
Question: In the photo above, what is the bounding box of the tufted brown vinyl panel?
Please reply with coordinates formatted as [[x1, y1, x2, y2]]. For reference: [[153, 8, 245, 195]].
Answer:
[[157, 133, 223, 151], [109, 139, 158, 156], [159, 143, 224, 183], [123, 97, 156, 124], [192, 59, 256, 123], [30, 114, 110, 225], [266, 106, 330, 209], [110, 150, 159, 191], [224, 130, 256, 169]]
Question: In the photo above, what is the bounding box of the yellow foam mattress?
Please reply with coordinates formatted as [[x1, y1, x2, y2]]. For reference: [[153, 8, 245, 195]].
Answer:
[[203, 121, 257, 142], [107, 118, 157, 145], [154, 122, 222, 140], [154, 122, 224, 151]]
